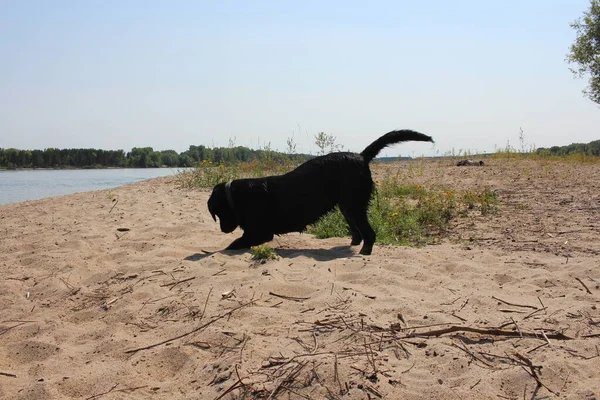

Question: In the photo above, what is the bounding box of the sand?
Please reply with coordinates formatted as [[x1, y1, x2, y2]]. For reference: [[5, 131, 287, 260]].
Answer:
[[1, 158, 599, 399]]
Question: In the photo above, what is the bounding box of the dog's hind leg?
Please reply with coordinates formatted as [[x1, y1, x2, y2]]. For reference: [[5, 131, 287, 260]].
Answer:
[[339, 206, 362, 246], [354, 213, 375, 255], [340, 203, 375, 255], [339, 178, 375, 254]]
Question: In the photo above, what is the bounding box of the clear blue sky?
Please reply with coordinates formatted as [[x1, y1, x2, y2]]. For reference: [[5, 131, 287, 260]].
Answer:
[[1, 0, 599, 157]]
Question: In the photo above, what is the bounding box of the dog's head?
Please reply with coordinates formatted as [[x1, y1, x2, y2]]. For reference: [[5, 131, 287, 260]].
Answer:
[[207, 182, 238, 233]]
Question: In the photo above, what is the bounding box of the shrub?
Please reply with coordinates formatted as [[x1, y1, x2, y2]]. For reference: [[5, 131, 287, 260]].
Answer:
[[251, 245, 278, 261]]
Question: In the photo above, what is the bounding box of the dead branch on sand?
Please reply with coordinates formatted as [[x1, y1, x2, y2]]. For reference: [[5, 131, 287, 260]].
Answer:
[[124, 298, 258, 354]]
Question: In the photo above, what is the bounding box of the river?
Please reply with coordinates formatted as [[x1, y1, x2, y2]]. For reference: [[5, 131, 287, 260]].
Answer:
[[0, 168, 185, 205]]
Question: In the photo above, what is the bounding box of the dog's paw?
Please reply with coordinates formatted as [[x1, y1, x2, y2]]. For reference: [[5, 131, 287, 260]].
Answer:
[[359, 247, 373, 256]]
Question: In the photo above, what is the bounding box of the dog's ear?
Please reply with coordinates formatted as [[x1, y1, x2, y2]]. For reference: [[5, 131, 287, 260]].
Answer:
[[207, 192, 217, 222], [207, 201, 217, 222]]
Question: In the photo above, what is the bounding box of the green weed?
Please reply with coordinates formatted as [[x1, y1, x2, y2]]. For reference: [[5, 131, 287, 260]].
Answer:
[[251, 245, 278, 261]]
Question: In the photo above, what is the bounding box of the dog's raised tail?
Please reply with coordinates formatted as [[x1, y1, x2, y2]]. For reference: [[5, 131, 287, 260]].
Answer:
[[360, 130, 433, 164]]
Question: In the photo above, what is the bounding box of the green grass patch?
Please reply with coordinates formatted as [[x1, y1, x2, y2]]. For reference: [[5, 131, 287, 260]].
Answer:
[[309, 183, 498, 246]]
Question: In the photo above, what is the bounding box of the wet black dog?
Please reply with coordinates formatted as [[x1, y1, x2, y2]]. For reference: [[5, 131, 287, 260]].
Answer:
[[207, 129, 433, 255]]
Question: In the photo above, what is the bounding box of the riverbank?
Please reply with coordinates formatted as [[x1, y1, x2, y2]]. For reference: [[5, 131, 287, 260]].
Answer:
[[1, 158, 599, 399]]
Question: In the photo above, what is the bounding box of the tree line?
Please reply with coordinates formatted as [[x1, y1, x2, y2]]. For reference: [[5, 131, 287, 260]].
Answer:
[[2, 138, 598, 169], [0, 145, 311, 169], [536, 139, 600, 157]]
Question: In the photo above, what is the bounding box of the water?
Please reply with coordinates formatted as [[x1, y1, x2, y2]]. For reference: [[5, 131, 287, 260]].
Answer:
[[0, 168, 185, 205]]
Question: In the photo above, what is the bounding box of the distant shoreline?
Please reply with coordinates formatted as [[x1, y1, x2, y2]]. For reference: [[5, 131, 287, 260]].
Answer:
[[0, 166, 181, 172]]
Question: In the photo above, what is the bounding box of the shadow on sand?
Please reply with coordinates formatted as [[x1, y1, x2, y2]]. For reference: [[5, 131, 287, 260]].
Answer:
[[184, 245, 358, 263]]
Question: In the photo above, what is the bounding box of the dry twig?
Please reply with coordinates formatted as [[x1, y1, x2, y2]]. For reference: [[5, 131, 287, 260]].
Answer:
[[160, 276, 195, 290], [109, 199, 119, 213], [410, 325, 573, 340], [0, 321, 31, 336], [269, 292, 310, 302], [575, 277, 593, 294], [85, 383, 147, 400], [125, 299, 258, 354], [513, 352, 556, 395], [492, 296, 538, 309]]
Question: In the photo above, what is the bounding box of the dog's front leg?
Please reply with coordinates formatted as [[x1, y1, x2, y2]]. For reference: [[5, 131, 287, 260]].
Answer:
[[225, 232, 274, 250]]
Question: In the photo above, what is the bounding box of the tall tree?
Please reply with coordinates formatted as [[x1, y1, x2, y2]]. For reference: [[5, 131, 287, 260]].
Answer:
[[567, 0, 600, 105]]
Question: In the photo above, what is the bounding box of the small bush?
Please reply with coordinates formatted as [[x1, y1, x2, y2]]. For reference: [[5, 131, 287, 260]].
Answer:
[[308, 207, 349, 239], [251, 245, 278, 261]]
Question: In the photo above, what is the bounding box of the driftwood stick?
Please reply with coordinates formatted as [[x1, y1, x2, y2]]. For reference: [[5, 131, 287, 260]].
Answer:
[[160, 276, 195, 289], [214, 379, 244, 400], [526, 342, 549, 354], [124, 299, 258, 354], [514, 352, 556, 394], [312, 332, 319, 354], [85, 383, 119, 400], [109, 199, 119, 213], [510, 317, 522, 338], [522, 307, 547, 321], [537, 296, 546, 310], [409, 325, 573, 340], [575, 277, 593, 294], [451, 342, 495, 368], [267, 361, 307, 400], [363, 337, 377, 375], [214, 365, 255, 400], [0, 322, 30, 336], [334, 354, 343, 394], [540, 330, 552, 346], [199, 287, 213, 320], [492, 296, 538, 310], [109, 385, 147, 395], [364, 384, 383, 398], [268, 292, 310, 302], [582, 333, 600, 338]]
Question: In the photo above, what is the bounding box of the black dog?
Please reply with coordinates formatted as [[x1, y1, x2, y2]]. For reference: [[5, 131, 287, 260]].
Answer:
[[207, 129, 433, 255]]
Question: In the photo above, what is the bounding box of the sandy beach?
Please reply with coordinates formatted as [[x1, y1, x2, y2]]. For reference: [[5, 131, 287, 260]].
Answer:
[[1, 158, 599, 399]]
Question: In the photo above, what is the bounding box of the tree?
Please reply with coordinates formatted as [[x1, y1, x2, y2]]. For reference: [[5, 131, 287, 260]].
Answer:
[[567, 0, 600, 105], [178, 153, 194, 167], [148, 151, 162, 167], [127, 147, 154, 167], [160, 150, 180, 167]]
